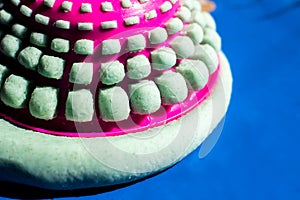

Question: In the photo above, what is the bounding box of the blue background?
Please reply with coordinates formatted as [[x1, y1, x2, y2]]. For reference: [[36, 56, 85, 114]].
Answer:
[[1, 0, 300, 199]]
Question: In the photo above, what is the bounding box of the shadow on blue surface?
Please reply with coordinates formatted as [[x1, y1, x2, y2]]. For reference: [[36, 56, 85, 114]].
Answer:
[[0, 169, 171, 199]]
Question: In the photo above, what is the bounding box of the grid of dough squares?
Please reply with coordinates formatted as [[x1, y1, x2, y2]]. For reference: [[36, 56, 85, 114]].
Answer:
[[0, 0, 221, 135]]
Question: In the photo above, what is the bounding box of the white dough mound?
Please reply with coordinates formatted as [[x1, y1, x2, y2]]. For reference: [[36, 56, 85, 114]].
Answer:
[[0, 53, 232, 190]]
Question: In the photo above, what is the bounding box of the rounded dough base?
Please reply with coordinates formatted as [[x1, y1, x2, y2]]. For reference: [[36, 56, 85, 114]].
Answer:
[[0, 52, 232, 190]]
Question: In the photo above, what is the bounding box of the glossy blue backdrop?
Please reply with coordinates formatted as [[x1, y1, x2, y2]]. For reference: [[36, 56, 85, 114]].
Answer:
[[78, 0, 300, 200], [1, 0, 300, 199]]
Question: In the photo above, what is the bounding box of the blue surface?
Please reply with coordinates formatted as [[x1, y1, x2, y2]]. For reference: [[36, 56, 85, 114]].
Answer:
[[82, 1, 300, 199], [1, 0, 300, 199]]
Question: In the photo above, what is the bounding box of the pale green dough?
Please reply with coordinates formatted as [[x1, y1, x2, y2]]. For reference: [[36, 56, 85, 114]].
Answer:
[[101, 21, 117, 29], [151, 47, 177, 70], [30, 32, 48, 47], [74, 39, 94, 55], [35, 14, 50, 25], [176, 59, 209, 91], [51, 38, 70, 53], [12, 24, 28, 38], [55, 20, 70, 29], [98, 86, 130, 122], [29, 87, 58, 120], [176, 6, 191, 22], [102, 39, 121, 55], [126, 55, 151, 79], [165, 17, 183, 35], [100, 61, 125, 85], [101, 2, 113, 11], [20, 5, 32, 17], [78, 23, 93, 31], [154, 71, 188, 105], [160, 1, 172, 13], [203, 28, 221, 52], [139, 0, 149, 3], [124, 16, 140, 26], [170, 36, 195, 58], [0, 9, 13, 25], [190, 44, 218, 73], [44, 0, 55, 8], [0, 52, 232, 190], [10, 0, 20, 6], [61, 1, 73, 12], [181, 0, 195, 10], [191, 11, 205, 28], [145, 10, 157, 20], [189, 0, 201, 11], [203, 12, 216, 30], [18, 46, 42, 71], [129, 80, 161, 114], [184, 23, 204, 44], [38, 55, 65, 79], [121, 0, 132, 8], [148, 27, 168, 45], [0, 74, 30, 108], [0, 34, 21, 58], [127, 34, 145, 52], [81, 3, 92, 13], [0, 64, 9, 87], [69, 63, 93, 85], [65, 89, 94, 122]]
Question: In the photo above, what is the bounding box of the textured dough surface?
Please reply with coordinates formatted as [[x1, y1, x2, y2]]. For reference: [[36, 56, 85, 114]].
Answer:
[[0, 53, 232, 190]]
